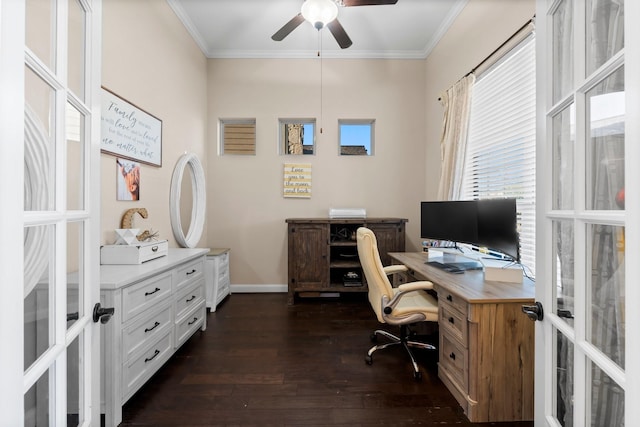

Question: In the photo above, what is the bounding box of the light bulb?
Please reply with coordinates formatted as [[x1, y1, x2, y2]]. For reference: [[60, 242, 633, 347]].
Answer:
[[301, 0, 338, 30]]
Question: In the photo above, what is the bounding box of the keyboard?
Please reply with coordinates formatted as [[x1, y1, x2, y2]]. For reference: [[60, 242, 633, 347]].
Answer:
[[426, 261, 482, 274]]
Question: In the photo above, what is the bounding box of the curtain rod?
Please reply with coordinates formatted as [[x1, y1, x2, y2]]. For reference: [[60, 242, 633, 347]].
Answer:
[[438, 16, 535, 101]]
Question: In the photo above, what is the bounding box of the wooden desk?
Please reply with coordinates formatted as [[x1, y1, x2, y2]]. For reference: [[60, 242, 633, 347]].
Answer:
[[389, 252, 535, 423]]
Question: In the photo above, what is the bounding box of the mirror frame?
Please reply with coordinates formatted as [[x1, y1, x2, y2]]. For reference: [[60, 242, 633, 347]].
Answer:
[[170, 153, 206, 248]]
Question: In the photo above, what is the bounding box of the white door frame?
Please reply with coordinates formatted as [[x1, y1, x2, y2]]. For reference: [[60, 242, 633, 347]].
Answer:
[[0, 1, 28, 425]]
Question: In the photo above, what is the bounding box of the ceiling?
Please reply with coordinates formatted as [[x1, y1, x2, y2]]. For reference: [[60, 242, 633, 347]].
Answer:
[[167, 0, 468, 59]]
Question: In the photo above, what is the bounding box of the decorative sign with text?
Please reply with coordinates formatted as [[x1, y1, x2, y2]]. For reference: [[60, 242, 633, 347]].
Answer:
[[101, 87, 162, 167], [283, 163, 312, 198]]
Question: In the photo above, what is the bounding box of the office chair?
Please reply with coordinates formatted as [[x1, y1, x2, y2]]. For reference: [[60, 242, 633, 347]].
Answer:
[[356, 227, 438, 380]]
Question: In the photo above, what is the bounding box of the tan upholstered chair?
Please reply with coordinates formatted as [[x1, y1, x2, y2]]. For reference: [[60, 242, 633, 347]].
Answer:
[[356, 227, 438, 380]]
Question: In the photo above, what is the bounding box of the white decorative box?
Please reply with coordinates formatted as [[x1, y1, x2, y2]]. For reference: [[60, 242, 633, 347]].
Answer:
[[100, 240, 168, 265], [329, 208, 367, 218]]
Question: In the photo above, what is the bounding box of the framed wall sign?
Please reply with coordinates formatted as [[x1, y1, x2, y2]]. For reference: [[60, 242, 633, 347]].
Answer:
[[101, 87, 162, 166]]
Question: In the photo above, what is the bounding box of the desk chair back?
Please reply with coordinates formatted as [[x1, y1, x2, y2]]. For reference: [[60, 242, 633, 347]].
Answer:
[[357, 227, 395, 323]]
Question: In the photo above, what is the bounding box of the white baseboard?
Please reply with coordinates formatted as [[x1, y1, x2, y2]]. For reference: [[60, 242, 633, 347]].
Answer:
[[230, 284, 287, 293]]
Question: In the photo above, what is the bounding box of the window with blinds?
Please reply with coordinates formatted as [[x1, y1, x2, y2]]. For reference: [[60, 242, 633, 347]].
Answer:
[[461, 33, 536, 275], [220, 119, 256, 155]]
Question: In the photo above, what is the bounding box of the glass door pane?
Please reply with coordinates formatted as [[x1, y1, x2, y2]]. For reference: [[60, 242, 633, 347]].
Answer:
[[586, 67, 624, 211], [586, 0, 624, 75], [587, 224, 625, 367], [552, 104, 575, 210], [553, 0, 574, 103]]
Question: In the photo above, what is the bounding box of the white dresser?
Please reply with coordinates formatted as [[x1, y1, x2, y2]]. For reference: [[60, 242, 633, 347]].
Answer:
[[205, 248, 231, 311], [100, 248, 209, 427]]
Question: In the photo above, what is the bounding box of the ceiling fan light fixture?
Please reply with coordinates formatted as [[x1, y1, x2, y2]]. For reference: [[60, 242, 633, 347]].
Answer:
[[301, 0, 339, 30]]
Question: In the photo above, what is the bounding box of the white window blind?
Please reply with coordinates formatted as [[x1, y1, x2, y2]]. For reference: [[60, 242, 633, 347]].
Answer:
[[461, 33, 536, 275]]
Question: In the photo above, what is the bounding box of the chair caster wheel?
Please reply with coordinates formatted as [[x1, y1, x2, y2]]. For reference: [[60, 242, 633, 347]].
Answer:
[[414, 371, 422, 381], [365, 355, 373, 365]]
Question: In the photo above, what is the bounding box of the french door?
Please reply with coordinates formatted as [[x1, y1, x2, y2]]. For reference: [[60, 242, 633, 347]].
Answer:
[[536, 0, 640, 426], [0, 0, 102, 425]]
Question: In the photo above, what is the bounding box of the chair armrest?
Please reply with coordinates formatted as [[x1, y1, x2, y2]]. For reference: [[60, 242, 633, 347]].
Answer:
[[383, 265, 407, 276], [382, 280, 435, 321], [397, 281, 434, 292]]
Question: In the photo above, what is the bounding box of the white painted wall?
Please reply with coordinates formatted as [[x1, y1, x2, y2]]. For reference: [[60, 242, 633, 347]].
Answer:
[[101, 0, 208, 248], [206, 58, 427, 285]]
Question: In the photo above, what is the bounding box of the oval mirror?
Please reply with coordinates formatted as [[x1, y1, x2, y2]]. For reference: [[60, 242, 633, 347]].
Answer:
[[170, 153, 206, 248]]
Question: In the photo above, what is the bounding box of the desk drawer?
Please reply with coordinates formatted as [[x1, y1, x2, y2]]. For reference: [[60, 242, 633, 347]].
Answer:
[[175, 257, 205, 290], [122, 271, 172, 322], [122, 299, 172, 361], [439, 301, 468, 346], [175, 278, 204, 319], [440, 332, 468, 392], [437, 287, 468, 315]]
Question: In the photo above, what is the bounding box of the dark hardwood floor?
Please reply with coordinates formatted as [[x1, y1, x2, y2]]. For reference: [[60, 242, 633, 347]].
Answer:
[[120, 293, 534, 426]]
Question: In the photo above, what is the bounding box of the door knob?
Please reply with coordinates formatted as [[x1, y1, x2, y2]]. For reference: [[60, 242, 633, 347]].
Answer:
[[522, 301, 544, 321], [93, 303, 115, 324]]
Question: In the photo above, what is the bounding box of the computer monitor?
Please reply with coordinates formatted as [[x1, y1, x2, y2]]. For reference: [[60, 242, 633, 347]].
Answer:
[[420, 199, 519, 262]]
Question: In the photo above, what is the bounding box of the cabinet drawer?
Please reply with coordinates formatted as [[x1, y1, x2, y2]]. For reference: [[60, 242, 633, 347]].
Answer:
[[437, 287, 468, 314], [216, 276, 231, 304], [175, 258, 204, 290], [123, 331, 173, 400], [122, 299, 173, 361], [216, 251, 229, 269], [175, 278, 204, 319], [175, 302, 205, 348], [439, 301, 468, 346], [440, 333, 468, 392], [122, 272, 172, 322]]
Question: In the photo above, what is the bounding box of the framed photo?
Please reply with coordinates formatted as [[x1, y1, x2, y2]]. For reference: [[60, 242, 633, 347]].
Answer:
[[117, 158, 140, 201], [101, 87, 162, 167]]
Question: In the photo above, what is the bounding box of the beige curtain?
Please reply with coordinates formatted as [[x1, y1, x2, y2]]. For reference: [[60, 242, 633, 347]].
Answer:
[[436, 74, 475, 201]]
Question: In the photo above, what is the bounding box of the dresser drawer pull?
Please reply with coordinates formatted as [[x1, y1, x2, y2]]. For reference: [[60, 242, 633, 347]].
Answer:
[[188, 317, 199, 325], [151, 246, 159, 252], [449, 352, 456, 361], [144, 287, 161, 296], [186, 295, 196, 303], [446, 295, 453, 302], [448, 317, 455, 324], [144, 321, 160, 333], [145, 349, 160, 363], [186, 269, 197, 275]]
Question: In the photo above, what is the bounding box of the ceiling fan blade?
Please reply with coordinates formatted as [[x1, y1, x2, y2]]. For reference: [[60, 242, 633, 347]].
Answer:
[[340, 0, 398, 6], [272, 13, 305, 41], [327, 19, 352, 49]]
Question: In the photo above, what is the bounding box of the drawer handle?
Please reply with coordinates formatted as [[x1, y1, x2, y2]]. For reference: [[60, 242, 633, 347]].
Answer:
[[449, 352, 456, 361], [152, 246, 158, 252], [446, 295, 453, 302], [186, 295, 196, 303], [145, 349, 160, 363], [448, 317, 455, 324], [144, 321, 160, 333], [186, 269, 196, 275], [188, 317, 199, 325], [145, 287, 161, 296]]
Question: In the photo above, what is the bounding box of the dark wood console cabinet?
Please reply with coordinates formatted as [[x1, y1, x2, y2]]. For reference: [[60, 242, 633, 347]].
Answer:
[[285, 218, 407, 304]]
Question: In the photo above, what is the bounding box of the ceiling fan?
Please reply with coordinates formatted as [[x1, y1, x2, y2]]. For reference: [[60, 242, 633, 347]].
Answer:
[[271, 0, 398, 49]]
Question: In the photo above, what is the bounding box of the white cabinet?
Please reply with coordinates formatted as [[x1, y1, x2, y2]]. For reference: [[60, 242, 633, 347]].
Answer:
[[100, 248, 208, 427], [205, 248, 231, 311]]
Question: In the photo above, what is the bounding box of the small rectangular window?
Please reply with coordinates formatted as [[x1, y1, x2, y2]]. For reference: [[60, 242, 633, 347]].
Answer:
[[220, 119, 256, 155], [279, 119, 315, 155], [339, 119, 374, 155]]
